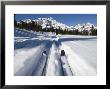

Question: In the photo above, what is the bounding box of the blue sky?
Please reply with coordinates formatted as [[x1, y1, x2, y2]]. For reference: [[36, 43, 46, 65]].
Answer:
[[15, 14, 97, 26]]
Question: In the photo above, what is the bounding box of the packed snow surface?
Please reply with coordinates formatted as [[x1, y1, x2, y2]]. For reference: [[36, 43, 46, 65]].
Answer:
[[14, 29, 97, 76]]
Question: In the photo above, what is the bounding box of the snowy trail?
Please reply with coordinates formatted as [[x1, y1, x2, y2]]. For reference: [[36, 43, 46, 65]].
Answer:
[[60, 56, 73, 76], [14, 31, 97, 76], [32, 41, 52, 76], [14, 40, 52, 76], [45, 41, 63, 76], [60, 43, 96, 76], [45, 38, 74, 76]]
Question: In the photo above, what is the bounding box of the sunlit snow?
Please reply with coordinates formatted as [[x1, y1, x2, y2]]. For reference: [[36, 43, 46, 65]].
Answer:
[[14, 28, 97, 76]]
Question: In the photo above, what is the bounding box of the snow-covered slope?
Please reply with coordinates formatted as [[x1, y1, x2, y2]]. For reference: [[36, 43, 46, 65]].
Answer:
[[60, 41, 96, 76], [14, 28, 53, 76], [14, 28, 37, 37], [14, 28, 97, 76]]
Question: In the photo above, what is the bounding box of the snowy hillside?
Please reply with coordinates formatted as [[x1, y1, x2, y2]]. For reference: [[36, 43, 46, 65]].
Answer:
[[14, 28, 97, 76], [14, 28, 37, 37]]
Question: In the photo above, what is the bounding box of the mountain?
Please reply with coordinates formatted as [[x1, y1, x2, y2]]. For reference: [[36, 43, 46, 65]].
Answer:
[[17, 17, 97, 32], [73, 22, 97, 32]]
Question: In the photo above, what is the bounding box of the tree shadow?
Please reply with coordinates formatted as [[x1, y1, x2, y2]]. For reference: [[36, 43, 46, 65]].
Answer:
[[14, 39, 47, 50]]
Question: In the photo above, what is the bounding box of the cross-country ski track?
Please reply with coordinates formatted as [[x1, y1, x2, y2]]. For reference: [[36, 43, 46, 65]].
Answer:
[[14, 29, 97, 76]]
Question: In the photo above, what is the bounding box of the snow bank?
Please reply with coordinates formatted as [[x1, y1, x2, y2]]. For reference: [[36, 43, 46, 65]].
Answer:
[[60, 43, 96, 76], [14, 40, 49, 76]]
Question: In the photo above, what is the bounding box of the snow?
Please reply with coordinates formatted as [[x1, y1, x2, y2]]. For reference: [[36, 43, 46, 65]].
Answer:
[[32, 52, 47, 76], [60, 43, 96, 76], [60, 56, 73, 76], [14, 28, 97, 76], [14, 40, 50, 76], [60, 35, 97, 69], [45, 42, 63, 76]]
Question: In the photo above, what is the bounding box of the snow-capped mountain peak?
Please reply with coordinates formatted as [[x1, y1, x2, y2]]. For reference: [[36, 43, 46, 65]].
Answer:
[[22, 19, 32, 23], [19, 17, 96, 31]]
